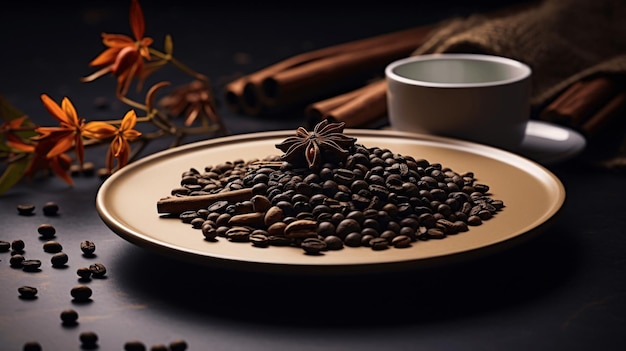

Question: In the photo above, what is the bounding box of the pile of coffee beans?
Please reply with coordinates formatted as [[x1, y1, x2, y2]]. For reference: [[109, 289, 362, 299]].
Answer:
[[168, 143, 504, 254]]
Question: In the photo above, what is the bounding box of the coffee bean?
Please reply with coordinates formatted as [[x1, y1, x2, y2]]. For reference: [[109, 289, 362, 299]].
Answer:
[[301, 237, 327, 254], [22, 341, 42, 351], [37, 224, 56, 239], [370, 237, 390, 250], [249, 231, 269, 247], [18, 286, 38, 299], [79, 331, 99, 349], [391, 235, 412, 248], [11, 239, 25, 253], [169, 339, 188, 351], [71, 285, 92, 302], [225, 226, 251, 242], [344, 232, 362, 247], [80, 240, 96, 256], [42, 201, 59, 216], [124, 340, 147, 351], [89, 263, 107, 278], [51, 252, 69, 267], [77, 267, 92, 280], [201, 222, 218, 241], [22, 259, 42, 272], [17, 203, 35, 216], [324, 235, 344, 250], [60, 308, 79, 325], [150, 344, 168, 351], [0, 240, 10, 252], [43, 240, 63, 253], [10, 254, 25, 267]]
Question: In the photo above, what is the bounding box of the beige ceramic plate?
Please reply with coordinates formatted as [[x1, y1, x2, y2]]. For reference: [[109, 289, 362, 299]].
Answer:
[[96, 129, 565, 274]]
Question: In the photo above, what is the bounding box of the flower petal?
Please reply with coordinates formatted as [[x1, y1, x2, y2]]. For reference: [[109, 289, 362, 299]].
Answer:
[[40, 94, 67, 124], [129, 0, 146, 41], [120, 110, 137, 131], [101, 33, 135, 48], [61, 97, 79, 127], [83, 121, 117, 139]]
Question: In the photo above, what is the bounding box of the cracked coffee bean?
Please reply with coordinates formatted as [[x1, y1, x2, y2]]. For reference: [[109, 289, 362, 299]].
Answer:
[[80, 240, 96, 256], [89, 263, 107, 278]]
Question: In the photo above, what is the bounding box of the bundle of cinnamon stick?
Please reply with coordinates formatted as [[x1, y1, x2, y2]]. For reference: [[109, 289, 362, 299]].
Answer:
[[538, 75, 626, 139], [223, 24, 437, 119]]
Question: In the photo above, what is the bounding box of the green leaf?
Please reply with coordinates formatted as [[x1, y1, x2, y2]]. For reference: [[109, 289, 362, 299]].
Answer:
[[0, 95, 25, 122], [0, 155, 31, 195]]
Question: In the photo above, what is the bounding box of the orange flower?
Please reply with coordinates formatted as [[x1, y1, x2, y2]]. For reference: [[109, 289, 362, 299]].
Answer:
[[34, 94, 87, 166], [81, 0, 154, 95], [84, 110, 142, 171], [24, 137, 74, 186], [1, 116, 31, 149]]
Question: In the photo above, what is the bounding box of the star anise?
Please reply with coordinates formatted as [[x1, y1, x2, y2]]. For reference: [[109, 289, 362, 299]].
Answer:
[[276, 119, 357, 169]]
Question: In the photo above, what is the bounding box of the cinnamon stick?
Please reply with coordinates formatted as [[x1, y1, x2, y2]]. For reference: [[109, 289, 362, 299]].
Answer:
[[224, 24, 437, 115], [582, 90, 626, 137], [157, 188, 253, 215], [259, 27, 435, 110], [307, 79, 388, 128], [538, 76, 619, 127]]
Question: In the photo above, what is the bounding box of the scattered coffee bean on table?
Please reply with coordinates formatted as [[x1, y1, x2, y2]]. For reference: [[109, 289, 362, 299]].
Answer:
[[70, 285, 93, 302], [79, 331, 99, 349], [22, 259, 42, 272], [60, 308, 79, 325], [22, 341, 42, 351], [42, 201, 59, 216], [51, 252, 69, 268], [37, 224, 56, 239], [150, 344, 168, 351], [17, 203, 35, 216], [0, 240, 10, 252], [11, 239, 25, 253], [89, 263, 107, 278], [77, 267, 93, 280], [43, 240, 63, 253], [169, 339, 189, 351], [10, 254, 25, 267], [80, 240, 96, 256], [124, 340, 147, 351], [18, 286, 38, 299]]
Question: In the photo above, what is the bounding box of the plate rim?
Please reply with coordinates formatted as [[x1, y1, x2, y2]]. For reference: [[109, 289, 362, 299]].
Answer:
[[96, 128, 566, 274]]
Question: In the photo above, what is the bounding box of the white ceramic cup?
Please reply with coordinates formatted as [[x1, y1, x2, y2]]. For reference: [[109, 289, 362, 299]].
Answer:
[[385, 54, 532, 151]]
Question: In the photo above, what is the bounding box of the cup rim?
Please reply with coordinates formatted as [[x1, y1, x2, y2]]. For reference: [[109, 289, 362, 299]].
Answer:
[[385, 53, 532, 88]]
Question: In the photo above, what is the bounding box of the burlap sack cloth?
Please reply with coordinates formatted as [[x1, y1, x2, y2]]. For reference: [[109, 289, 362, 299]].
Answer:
[[412, 0, 626, 167]]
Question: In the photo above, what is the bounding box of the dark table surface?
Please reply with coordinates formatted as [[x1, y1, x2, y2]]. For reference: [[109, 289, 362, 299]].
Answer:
[[2, 1, 625, 350]]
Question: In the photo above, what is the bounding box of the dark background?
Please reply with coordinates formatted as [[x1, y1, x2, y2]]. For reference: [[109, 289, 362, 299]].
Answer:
[[2, 1, 625, 350]]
